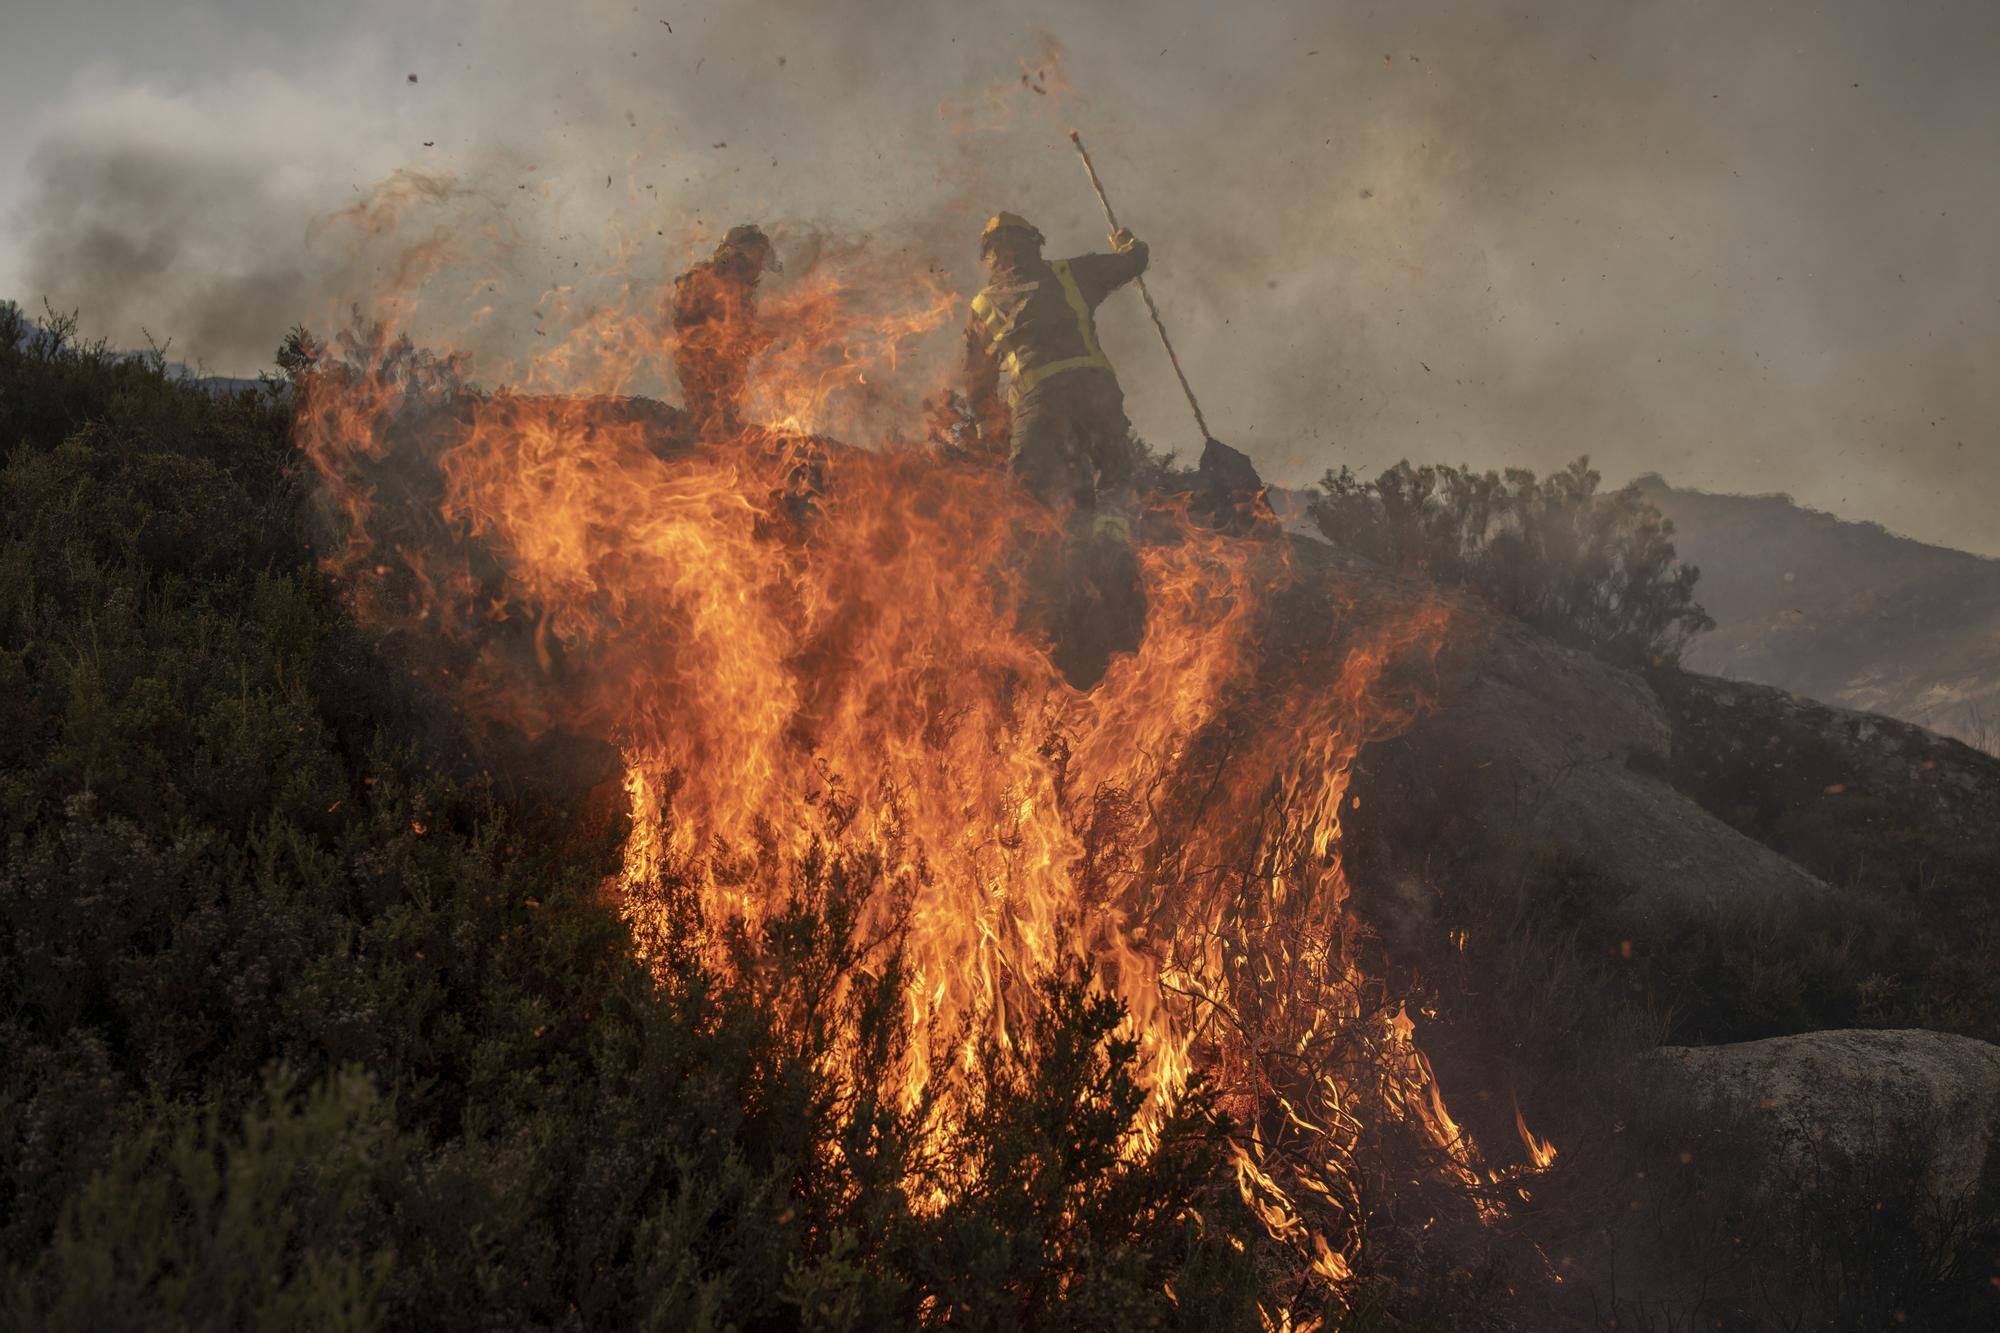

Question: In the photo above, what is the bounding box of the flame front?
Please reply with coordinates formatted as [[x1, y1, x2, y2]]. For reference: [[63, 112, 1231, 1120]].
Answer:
[[295, 232, 1542, 1314]]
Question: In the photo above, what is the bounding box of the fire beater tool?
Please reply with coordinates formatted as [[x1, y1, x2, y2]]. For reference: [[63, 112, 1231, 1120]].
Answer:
[[1067, 128, 1219, 449]]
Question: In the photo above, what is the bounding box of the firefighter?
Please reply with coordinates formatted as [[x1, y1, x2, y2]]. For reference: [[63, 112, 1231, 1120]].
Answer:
[[671, 224, 779, 441], [964, 211, 1149, 685], [964, 211, 1148, 525]]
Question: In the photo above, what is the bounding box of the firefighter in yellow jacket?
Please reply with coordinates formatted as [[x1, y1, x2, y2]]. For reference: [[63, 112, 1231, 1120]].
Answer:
[[964, 211, 1148, 529], [965, 211, 1148, 685]]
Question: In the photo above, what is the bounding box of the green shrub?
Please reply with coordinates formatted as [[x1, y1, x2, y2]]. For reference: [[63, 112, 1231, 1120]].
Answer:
[[6, 1071, 398, 1333], [1310, 457, 1713, 667]]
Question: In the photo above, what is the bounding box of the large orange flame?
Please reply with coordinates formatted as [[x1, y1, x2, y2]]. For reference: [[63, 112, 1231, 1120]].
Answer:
[[295, 220, 1547, 1320]]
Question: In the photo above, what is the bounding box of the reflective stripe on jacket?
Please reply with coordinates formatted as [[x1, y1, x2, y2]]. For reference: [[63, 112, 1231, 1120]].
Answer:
[[971, 260, 1111, 398], [966, 241, 1148, 405]]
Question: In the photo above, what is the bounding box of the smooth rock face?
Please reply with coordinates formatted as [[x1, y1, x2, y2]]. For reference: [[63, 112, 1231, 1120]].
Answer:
[[1645, 1028, 2000, 1205], [1314, 533, 1837, 922]]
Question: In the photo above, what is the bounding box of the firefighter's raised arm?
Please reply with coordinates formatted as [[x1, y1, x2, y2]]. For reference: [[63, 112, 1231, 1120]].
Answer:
[[1066, 229, 1149, 307]]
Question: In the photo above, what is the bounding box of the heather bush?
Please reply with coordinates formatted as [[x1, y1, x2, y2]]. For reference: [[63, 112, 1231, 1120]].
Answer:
[[1310, 456, 1713, 666]]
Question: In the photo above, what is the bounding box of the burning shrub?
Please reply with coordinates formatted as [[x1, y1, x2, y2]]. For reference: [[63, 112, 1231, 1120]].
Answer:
[[0, 354, 1238, 1333], [1, 310, 1520, 1329], [274, 230, 1617, 1327]]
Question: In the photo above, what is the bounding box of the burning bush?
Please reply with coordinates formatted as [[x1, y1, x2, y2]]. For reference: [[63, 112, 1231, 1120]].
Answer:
[[0, 310, 1272, 1329], [276, 203, 1573, 1322], [3, 260, 1575, 1328]]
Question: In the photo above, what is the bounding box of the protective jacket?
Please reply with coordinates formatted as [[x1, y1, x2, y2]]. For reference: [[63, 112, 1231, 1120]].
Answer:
[[964, 238, 1149, 510], [964, 239, 1149, 419]]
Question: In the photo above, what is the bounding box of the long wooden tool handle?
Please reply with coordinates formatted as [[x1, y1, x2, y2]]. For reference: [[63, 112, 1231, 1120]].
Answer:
[[1068, 130, 1215, 444]]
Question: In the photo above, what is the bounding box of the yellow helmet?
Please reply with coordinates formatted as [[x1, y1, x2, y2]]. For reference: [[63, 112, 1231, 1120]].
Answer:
[[980, 211, 1044, 250]]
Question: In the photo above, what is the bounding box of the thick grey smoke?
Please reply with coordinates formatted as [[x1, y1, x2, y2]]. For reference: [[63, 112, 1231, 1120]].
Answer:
[[16, 92, 344, 372], [4, 0, 1996, 552]]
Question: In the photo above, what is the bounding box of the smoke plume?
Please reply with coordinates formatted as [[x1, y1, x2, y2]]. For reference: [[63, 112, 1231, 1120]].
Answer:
[[4, 0, 1996, 552]]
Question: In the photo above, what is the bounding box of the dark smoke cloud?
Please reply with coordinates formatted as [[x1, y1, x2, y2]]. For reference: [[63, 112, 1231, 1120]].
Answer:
[[20, 137, 309, 371], [4, 0, 1996, 552]]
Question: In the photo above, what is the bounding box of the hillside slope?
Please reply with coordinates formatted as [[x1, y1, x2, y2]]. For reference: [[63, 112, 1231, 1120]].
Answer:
[[1636, 475, 2000, 750]]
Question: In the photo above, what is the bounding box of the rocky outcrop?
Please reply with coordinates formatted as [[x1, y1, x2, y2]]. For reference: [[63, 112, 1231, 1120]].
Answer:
[[1311, 535, 1836, 924], [1643, 1028, 2000, 1208], [1599, 1030, 2000, 1329], [1273, 535, 2000, 1324]]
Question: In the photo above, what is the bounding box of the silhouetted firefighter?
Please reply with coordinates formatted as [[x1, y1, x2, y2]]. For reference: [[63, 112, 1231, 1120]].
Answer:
[[964, 210, 1150, 687], [671, 223, 778, 442]]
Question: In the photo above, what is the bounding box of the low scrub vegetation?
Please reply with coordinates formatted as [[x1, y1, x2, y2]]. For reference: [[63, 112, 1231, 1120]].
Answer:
[[1310, 457, 1713, 667]]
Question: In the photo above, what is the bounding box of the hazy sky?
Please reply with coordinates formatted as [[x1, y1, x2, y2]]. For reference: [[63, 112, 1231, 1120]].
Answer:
[[3, 0, 1996, 554]]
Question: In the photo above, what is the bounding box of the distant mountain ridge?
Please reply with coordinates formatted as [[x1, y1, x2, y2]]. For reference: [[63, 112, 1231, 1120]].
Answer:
[[1635, 475, 2000, 751]]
